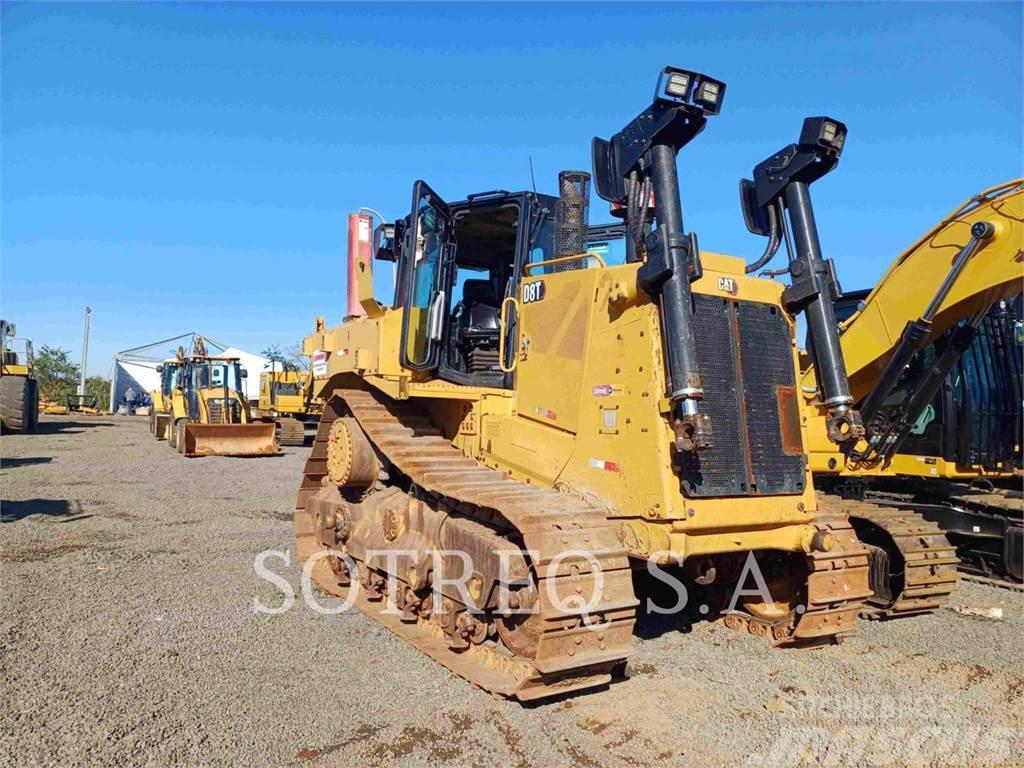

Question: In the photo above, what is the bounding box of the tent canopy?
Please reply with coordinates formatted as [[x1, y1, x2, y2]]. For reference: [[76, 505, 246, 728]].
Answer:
[[109, 332, 268, 410]]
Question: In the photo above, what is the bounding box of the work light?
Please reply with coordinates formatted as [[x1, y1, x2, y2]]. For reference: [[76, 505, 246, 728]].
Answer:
[[654, 67, 726, 116], [695, 80, 721, 112], [665, 71, 691, 99], [799, 116, 847, 154]]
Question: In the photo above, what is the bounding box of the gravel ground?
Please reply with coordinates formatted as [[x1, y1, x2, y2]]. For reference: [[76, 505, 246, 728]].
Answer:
[[2, 414, 1022, 767]]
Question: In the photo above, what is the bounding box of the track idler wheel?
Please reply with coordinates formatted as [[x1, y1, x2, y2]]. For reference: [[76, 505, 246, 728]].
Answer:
[[326, 417, 380, 488]]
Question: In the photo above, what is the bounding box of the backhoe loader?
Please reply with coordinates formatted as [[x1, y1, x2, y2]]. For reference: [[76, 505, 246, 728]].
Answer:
[[0, 319, 39, 434], [257, 364, 322, 446], [293, 66, 884, 701], [149, 359, 181, 440], [802, 181, 1024, 590], [166, 340, 277, 457]]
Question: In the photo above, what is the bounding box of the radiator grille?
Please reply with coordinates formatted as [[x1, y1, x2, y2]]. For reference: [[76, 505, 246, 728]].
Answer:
[[677, 297, 747, 495], [737, 301, 805, 494], [207, 399, 240, 424], [678, 294, 805, 497]]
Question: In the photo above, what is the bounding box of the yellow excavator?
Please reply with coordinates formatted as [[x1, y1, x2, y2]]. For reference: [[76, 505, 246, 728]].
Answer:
[[802, 180, 1024, 589], [294, 67, 886, 701], [0, 319, 39, 433], [166, 340, 277, 457], [257, 364, 322, 446], [149, 358, 181, 440]]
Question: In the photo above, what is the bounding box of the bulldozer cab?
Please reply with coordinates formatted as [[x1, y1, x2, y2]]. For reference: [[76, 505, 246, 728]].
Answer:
[[397, 181, 559, 388]]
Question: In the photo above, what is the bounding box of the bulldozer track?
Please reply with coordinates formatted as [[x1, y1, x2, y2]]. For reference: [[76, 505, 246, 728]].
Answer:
[[295, 386, 637, 701], [960, 573, 1024, 592], [721, 508, 872, 645], [818, 493, 959, 618]]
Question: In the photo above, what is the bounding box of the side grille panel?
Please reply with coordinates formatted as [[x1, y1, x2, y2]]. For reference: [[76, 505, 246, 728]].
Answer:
[[679, 295, 805, 498], [207, 399, 240, 424], [679, 295, 747, 496], [737, 302, 806, 495]]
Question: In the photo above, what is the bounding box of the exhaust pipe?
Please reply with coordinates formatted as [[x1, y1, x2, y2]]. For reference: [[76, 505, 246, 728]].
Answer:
[[554, 170, 591, 270], [346, 213, 373, 319]]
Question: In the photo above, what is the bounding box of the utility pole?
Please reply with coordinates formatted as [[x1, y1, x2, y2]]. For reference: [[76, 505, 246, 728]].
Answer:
[[78, 306, 92, 397]]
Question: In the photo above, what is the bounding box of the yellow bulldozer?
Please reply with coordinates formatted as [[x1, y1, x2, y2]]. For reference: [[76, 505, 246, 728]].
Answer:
[[165, 340, 277, 457], [802, 180, 1024, 588], [149, 358, 181, 440], [291, 66, 902, 701], [257, 364, 322, 446], [0, 319, 40, 433]]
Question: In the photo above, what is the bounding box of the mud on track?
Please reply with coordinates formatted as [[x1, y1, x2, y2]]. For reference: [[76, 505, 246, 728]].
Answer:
[[2, 415, 1022, 767]]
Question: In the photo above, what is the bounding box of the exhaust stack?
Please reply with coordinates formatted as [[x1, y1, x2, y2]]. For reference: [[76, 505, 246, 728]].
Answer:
[[346, 213, 373, 319], [554, 171, 591, 266]]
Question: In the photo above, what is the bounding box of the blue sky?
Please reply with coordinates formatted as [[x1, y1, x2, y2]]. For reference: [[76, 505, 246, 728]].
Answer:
[[2, 2, 1021, 376]]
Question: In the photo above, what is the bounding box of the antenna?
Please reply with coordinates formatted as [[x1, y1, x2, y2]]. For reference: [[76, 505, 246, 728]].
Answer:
[[529, 156, 537, 195]]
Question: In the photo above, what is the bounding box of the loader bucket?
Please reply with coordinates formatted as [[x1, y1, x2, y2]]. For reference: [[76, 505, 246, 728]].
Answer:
[[181, 422, 278, 457], [155, 413, 171, 440]]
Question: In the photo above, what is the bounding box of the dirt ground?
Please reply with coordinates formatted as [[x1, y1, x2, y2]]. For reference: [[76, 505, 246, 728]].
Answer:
[[1, 414, 1022, 767]]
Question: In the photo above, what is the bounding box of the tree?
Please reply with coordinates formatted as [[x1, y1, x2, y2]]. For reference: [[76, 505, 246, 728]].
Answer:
[[285, 342, 309, 372], [34, 346, 79, 403], [85, 376, 111, 411], [261, 344, 295, 374]]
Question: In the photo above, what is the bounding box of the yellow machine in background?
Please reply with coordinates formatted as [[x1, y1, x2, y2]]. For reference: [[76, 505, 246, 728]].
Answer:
[[257, 365, 322, 446], [166, 341, 277, 457], [149, 359, 181, 440], [0, 319, 39, 433], [40, 399, 69, 415], [803, 180, 1024, 585], [293, 68, 883, 701]]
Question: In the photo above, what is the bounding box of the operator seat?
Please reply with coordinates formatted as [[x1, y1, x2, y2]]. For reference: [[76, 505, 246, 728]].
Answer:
[[459, 280, 500, 337], [456, 279, 501, 374]]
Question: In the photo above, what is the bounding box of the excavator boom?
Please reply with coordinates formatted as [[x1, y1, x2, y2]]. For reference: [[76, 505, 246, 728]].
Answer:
[[803, 179, 1023, 404], [805, 180, 1023, 587]]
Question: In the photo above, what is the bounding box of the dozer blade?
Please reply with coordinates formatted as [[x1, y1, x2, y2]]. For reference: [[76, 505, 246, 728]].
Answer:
[[182, 423, 277, 457]]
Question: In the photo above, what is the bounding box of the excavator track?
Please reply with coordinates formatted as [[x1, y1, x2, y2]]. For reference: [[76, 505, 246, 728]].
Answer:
[[277, 416, 306, 446], [828, 481, 1022, 586], [818, 493, 959, 618], [295, 387, 637, 701]]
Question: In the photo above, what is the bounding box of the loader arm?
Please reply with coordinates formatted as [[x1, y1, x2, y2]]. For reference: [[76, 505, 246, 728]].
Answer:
[[801, 179, 1024, 404]]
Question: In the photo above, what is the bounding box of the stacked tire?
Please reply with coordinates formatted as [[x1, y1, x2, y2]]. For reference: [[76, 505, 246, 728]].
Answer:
[[0, 376, 39, 434]]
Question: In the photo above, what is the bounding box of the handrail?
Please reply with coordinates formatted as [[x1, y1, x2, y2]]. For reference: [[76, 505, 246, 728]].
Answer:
[[498, 296, 520, 373], [523, 252, 606, 276]]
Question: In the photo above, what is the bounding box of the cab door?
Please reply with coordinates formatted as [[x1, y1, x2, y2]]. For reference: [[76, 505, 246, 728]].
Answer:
[[399, 180, 454, 373]]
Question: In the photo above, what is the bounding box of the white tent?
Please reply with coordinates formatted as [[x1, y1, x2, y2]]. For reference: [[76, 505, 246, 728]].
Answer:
[[109, 333, 268, 411], [221, 347, 269, 401]]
